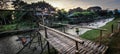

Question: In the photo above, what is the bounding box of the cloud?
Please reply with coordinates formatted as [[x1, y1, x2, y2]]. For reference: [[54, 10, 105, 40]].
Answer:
[[22, 0, 120, 10]]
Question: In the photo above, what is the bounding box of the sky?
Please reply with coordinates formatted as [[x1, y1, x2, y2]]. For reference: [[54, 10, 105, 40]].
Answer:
[[22, 0, 120, 11]]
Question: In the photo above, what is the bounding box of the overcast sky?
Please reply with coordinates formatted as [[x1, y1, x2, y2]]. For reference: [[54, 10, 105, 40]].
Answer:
[[22, 0, 120, 11]]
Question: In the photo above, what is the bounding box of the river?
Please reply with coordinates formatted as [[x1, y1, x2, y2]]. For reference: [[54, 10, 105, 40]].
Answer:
[[65, 18, 114, 36]]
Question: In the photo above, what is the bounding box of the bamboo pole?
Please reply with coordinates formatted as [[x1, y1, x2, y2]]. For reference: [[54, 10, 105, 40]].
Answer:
[[75, 41, 79, 54], [44, 27, 50, 54]]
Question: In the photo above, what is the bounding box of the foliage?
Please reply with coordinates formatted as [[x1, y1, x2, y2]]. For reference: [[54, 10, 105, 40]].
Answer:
[[68, 11, 97, 23], [0, 11, 12, 25], [57, 9, 68, 22], [68, 7, 83, 14], [0, 24, 17, 31], [87, 6, 102, 11], [114, 9, 120, 18], [31, 1, 55, 11], [70, 11, 96, 17], [12, 0, 28, 9]]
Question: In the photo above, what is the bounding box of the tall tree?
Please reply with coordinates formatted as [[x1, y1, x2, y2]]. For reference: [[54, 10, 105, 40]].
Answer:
[[57, 9, 68, 22], [68, 7, 83, 14], [114, 9, 120, 18], [12, 0, 27, 9]]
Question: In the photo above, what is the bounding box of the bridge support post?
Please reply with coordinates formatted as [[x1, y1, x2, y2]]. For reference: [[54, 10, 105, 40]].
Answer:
[[28, 33, 33, 48], [75, 41, 79, 54], [37, 32, 43, 50], [99, 30, 103, 44], [118, 22, 120, 31], [45, 27, 50, 54], [63, 26, 66, 33]]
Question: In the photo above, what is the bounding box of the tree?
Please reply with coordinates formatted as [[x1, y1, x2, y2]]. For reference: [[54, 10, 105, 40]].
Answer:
[[0, 0, 12, 25], [57, 9, 68, 22], [0, 0, 9, 9], [12, 1, 57, 28], [12, 0, 27, 9], [68, 11, 96, 23], [87, 6, 102, 12], [114, 9, 120, 18], [68, 7, 83, 14], [108, 11, 113, 17], [0, 11, 12, 25]]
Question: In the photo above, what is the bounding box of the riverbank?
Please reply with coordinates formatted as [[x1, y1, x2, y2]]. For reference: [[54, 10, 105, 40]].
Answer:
[[80, 18, 119, 41], [65, 18, 114, 36]]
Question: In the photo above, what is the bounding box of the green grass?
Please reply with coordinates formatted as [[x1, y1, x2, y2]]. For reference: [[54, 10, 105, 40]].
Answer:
[[80, 18, 120, 41], [0, 24, 17, 31], [0, 22, 36, 32]]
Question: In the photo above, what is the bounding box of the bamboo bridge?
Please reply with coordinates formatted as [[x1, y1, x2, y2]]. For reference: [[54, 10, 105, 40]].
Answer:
[[38, 24, 108, 54], [0, 23, 109, 54]]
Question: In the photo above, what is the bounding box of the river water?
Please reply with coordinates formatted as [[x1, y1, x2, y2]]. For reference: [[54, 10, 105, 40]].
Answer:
[[65, 18, 114, 36]]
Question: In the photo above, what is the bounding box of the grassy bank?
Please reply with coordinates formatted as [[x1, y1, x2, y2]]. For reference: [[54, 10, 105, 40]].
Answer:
[[80, 18, 119, 41]]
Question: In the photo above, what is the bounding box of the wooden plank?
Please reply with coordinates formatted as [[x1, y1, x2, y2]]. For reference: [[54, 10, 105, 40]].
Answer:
[[64, 45, 76, 54], [48, 30, 75, 47], [102, 46, 108, 54], [98, 45, 104, 52], [87, 42, 93, 48], [90, 42, 96, 49], [84, 41, 89, 47], [47, 37, 72, 53], [81, 50, 87, 54]]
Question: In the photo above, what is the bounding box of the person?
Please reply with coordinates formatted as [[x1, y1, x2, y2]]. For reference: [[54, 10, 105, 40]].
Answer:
[[21, 37, 27, 46], [75, 28, 79, 35]]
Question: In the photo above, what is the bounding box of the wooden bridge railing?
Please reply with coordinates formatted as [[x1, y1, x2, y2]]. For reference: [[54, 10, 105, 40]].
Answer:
[[39, 23, 84, 54]]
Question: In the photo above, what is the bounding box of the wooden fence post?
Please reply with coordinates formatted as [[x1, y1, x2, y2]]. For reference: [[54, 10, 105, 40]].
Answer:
[[111, 24, 114, 33], [118, 22, 120, 31], [63, 26, 66, 33], [44, 27, 50, 54], [117, 21, 120, 31], [37, 31, 44, 50], [99, 30, 103, 44]]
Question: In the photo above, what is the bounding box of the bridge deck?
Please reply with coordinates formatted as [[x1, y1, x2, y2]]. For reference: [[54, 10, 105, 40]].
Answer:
[[39, 30, 108, 54]]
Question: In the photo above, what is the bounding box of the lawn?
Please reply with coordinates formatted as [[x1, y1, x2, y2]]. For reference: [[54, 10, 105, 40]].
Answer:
[[80, 18, 120, 41]]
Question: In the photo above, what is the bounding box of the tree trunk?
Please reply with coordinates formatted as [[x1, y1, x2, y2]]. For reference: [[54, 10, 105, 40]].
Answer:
[[3, 18, 6, 25]]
